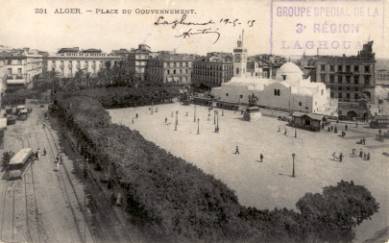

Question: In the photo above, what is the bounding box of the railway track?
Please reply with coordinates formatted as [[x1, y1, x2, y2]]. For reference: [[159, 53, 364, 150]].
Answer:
[[42, 124, 95, 243], [23, 135, 50, 243], [0, 180, 16, 242]]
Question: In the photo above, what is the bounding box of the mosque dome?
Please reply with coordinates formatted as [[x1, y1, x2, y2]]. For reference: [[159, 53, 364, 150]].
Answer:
[[276, 62, 303, 82]]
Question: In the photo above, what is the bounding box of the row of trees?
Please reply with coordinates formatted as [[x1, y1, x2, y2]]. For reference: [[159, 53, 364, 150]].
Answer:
[[53, 93, 379, 243]]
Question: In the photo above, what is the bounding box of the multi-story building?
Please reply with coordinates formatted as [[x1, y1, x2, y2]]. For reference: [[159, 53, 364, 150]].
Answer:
[[376, 69, 389, 87], [128, 44, 151, 81], [248, 55, 286, 79], [0, 48, 44, 89], [145, 52, 195, 85], [315, 41, 376, 103], [47, 47, 121, 78], [0, 58, 7, 105], [192, 52, 233, 88]]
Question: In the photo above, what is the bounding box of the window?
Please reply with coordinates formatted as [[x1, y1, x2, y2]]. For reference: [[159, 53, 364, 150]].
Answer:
[[346, 76, 351, 83], [338, 65, 343, 72], [354, 65, 359, 72], [364, 75, 370, 85], [338, 93, 343, 99], [240, 94, 243, 99], [320, 74, 326, 82], [298, 102, 302, 106], [282, 75, 287, 80], [330, 92, 334, 98], [330, 75, 335, 83], [338, 76, 343, 83], [274, 89, 281, 96], [321, 64, 325, 71], [236, 68, 240, 74], [330, 65, 334, 72], [167, 70, 170, 74], [17, 68, 22, 74], [354, 76, 359, 84], [225, 93, 229, 96], [364, 65, 370, 73], [346, 65, 350, 72], [173, 69, 176, 74], [354, 93, 359, 99], [346, 93, 350, 99], [7, 68, 12, 74]]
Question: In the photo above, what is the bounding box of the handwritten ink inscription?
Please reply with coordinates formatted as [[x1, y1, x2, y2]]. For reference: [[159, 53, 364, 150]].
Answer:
[[154, 14, 256, 44]]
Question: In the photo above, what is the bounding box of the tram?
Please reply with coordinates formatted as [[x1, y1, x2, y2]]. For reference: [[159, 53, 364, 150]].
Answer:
[[5, 148, 33, 180]]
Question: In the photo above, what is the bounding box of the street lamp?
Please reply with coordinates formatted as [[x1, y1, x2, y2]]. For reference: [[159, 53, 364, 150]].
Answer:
[[174, 111, 178, 131], [213, 110, 216, 125], [291, 153, 296, 178], [294, 128, 297, 138], [197, 118, 200, 135], [215, 110, 219, 133], [194, 104, 197, 122]]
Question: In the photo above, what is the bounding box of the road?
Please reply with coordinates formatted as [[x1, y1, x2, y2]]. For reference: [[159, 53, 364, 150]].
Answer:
[[0, 104, 95, 243]]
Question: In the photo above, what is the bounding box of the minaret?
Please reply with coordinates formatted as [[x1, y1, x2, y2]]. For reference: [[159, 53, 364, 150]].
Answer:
[[233, 30, 247, 77]]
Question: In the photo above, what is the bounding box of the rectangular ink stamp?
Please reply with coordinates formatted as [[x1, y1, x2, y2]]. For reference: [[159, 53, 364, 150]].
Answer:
[[271, 0, 385, 56]]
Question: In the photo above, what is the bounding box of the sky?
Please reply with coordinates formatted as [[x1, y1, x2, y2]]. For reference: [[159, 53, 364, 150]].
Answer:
[[0, 0, 388, 58]]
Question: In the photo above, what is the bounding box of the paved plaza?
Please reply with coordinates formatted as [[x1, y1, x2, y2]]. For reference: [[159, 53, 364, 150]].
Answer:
[[109, 103, 389, 242]]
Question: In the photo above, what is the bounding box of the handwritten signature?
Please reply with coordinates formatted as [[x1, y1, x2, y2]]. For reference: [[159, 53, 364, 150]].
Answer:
[[154, 14, 256, 44], [175, 28, 221, 44]]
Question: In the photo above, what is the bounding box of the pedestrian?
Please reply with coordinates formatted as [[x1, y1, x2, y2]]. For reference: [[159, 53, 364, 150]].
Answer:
[[334, 126, 338, 133], [359, 150, 363, 158], [165, 117, 168, 124], [234, 145, 240, 155], [327, 127, 331, 132], [367, 152, 370, 160], [43, 148, 46, 156], [339, 153, 343, 162], [135, 113, 138, 119], [345, 124, 348, 131], [363, 153, 367, 160], [362, 137, 366, 145], [260, 153, 263, 162], [284, 128, 287, 136], [131, 119, 134, 124]]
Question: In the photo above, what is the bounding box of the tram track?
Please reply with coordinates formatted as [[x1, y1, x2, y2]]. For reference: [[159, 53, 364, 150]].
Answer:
[[42, 124, 94, 243], [23, 135, 49, 243]]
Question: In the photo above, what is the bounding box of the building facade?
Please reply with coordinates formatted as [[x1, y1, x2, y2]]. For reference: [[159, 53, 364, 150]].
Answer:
[[211, 62, 335, 115], [145, 52, 195, 85], [47, 47, 120, 78], [0, 59, 7, 106], [128, 44, 151, 81], [315, 41, 376, 103], [0, 48, 43, 89], [376, 69, 389, 87], [192, 52, 233, 88]]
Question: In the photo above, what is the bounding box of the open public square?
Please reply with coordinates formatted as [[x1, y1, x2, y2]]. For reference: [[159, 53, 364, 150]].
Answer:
[[109, 103, 389, 242]]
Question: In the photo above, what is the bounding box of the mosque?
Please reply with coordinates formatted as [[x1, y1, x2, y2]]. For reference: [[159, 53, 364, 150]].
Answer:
[[210, 34, 336, 115]]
